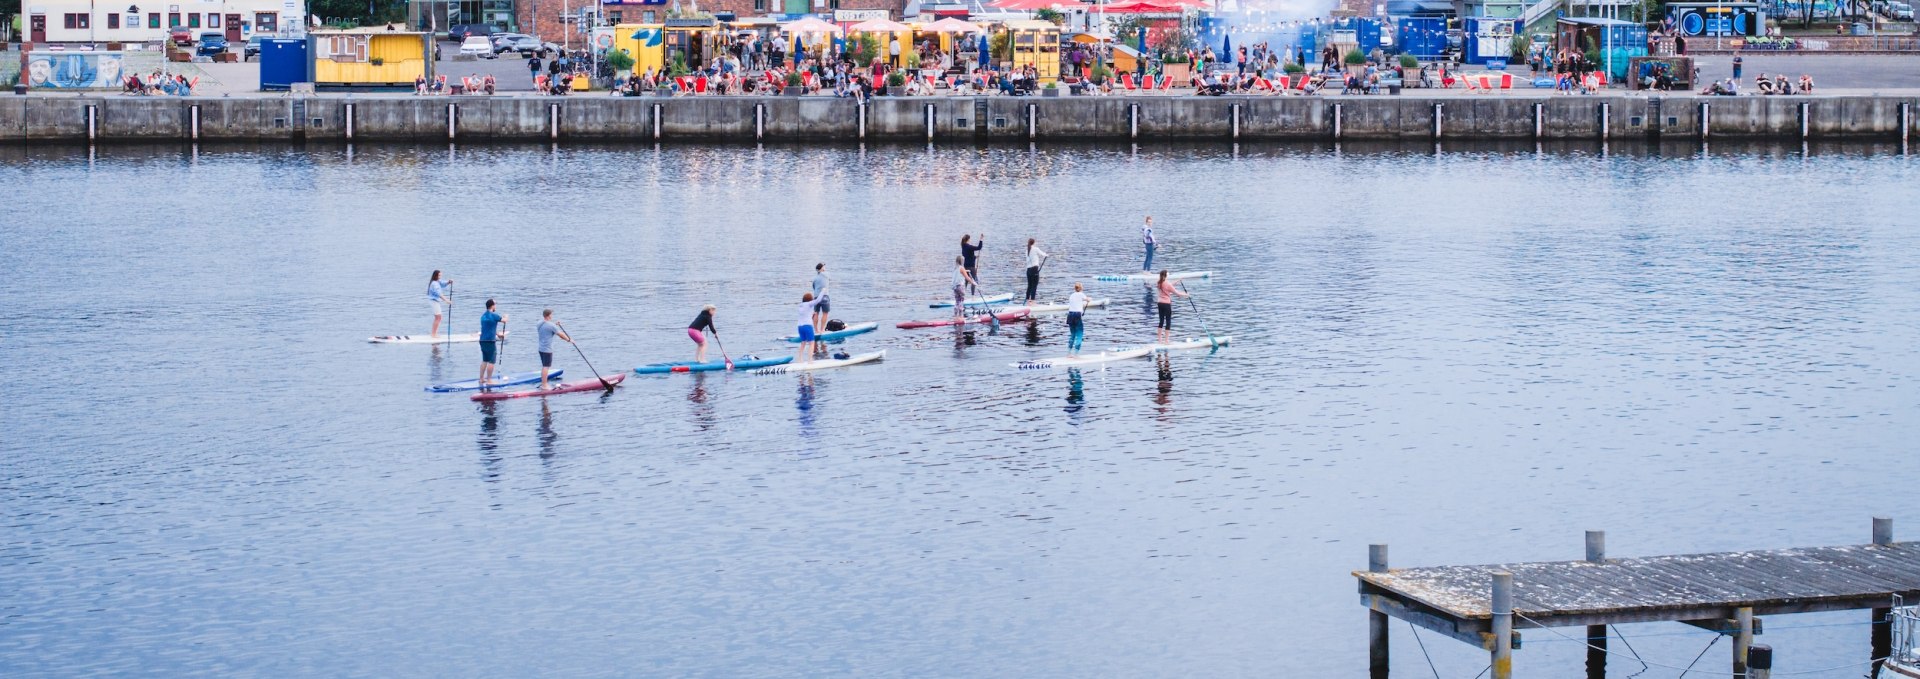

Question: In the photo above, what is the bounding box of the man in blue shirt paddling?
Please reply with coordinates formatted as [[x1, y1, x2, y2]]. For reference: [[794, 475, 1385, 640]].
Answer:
[[478, 300, 507, 388]]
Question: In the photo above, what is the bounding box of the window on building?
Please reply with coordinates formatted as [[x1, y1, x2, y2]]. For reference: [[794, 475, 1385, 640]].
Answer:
[[209, 13, 221, 27], [62, 13, 79, 29], [108, 14, 120, 29], [255, 13, 277, 33], [754, 0, 765, 10], [149, 13, 160, 28], [608, 10, 622, 22], [168, 12, 180, 27], [188, 13, 200, 27], [642, 11, 656, 22]]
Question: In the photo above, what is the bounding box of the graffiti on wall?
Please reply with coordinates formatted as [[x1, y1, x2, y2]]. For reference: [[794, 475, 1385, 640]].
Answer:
[[26, 52, 127, 89]]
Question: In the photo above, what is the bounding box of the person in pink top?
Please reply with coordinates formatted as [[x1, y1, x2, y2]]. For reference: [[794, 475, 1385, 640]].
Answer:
[[1155, 270, 1189, 344]]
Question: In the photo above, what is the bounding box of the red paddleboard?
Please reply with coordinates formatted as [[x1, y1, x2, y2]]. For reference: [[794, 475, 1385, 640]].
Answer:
[[896, 308, 1031, 329], [469, 373, 625, 401]]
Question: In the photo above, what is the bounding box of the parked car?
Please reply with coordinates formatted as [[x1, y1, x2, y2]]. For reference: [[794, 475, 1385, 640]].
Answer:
[[196, 32, 229, 58], [459, 35, 496, 58], [447, 24, 495, 43], [1895, 2, 1915, 19], [244, 35, 266, 60], [494, 34, 557, 58], [169, 28, 195, 46]]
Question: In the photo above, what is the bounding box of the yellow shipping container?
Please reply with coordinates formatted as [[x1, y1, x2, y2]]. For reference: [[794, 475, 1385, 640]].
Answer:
[[311, 31, 433, 87], [610, 24, 666, 76]]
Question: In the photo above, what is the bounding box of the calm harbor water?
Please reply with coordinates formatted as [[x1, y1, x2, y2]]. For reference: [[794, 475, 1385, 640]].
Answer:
[[2, 142, 1917, 677]]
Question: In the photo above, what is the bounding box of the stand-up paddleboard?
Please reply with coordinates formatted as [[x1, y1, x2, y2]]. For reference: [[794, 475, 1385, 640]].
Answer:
[[468, 373, 624, 401], [928, 293, 1014, 309], [370, 332, 482, 344], [427, 369, 563, 393], [1120, 336, 1232, 353], [753, 350, 886, 374], [634, 355, 794, 374], [1011, 346, 1153, 369], [1094, 271, 1213, 283], [783, 322, 879, 343], [897, 308, 1031, 329], [1018, 298, 1111, 315]]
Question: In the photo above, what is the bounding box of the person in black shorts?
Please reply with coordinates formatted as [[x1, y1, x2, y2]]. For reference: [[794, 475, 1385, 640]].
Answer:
[[1154, 270, 1189, 344]]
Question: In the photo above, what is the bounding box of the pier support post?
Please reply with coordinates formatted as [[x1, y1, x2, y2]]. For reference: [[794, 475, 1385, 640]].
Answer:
[[756, 103, 766, 142], [1799, 102, 1810, 140], [550, 103, 560, 141], [345, 103, 355, 141], [190, 105, 201, 141], [1434, 102, 1443, 139], [1734, 606, 1754, 677], [1369, 544, 1389, 679], [1749, 644, 1772, 679], [1901, 102, 1911, 144], [924, 103, 934, 143], [1586, 531, 1607, 679], [1231, 103, 1241, 140], [1533, 102, 1542, 139], [1027, 103, 1036, 140], [857, 102, 866, 140], [446, 103, 457, 141], [87, 105, 97, 142], [652, 103, 662, 140], [1128, 103, 1139, 140], [1599, 103, 1609, 141], [1333, 103, 1343, 140], [1701, 102, 1710, 140], [1873, 517, 1894, 676], [1492, 571, 1514, 679]]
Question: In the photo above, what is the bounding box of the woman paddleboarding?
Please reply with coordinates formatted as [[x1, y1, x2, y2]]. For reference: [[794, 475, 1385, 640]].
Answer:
[[1155, 270, 1190, 344], [1066, 282, 1089, 357], [960, 234, 984, 296], [952, 256, 981, 321], [427, 270, 453, 336], [1024, 238, 1049, 305], [793, 293, 828, 364], [1141, 216, 1156, 272], [688, 305, 717, 363]]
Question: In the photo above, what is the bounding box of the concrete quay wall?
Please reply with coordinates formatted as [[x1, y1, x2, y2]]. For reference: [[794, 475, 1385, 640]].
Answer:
[[0, 94, 1914, 143]]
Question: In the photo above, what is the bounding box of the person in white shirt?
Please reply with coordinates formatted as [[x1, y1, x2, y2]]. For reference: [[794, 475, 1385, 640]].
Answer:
[[1065, 283, 1090, 357], [1024, 238, 1050, 305], [1141, 216, 1157, 272], [427, 270, 452, 336]]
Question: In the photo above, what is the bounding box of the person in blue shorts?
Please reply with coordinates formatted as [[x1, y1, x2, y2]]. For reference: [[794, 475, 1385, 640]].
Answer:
[[536, 309, 572, 389], [478, 299, 507, 387], [793, 293, 827, 364]]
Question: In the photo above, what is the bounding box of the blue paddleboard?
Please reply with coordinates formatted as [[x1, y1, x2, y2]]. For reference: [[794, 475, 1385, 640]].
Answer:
[[783, 322, 879, 343], [634, 355, 794, 374]]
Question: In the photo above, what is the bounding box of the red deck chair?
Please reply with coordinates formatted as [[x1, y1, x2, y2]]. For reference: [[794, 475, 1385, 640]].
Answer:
[[694, 76, 709, 94]]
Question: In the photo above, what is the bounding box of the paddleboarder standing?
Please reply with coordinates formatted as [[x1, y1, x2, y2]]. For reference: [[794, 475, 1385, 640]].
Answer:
[[428, 270, 452, 336], [1155, 270, 1189, 344], [1024, 238, 1049, 305], [1066, 282, 1090, 357], [478, 299, 507, 387], [960, 234, 984, 296], [1141, 216, 1156, 272], [536, 309, 573, 389], [688, 305, 717, 363], [793, 293, 828, 364], [952, 255, 981, 320], [811, 263, 830, 333]]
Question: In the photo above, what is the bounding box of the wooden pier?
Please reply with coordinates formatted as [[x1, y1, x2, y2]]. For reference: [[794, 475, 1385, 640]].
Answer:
[[1357, 518, 1920, 678]]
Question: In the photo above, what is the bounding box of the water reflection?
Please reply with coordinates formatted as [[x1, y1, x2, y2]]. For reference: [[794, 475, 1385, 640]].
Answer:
[[686, 373, 716, 432], [477, 400, 503, 484], [1065, 368, 1085, 422], [1155, 354, 1175, 415], [537, 399, 558, 460], [795, 374, 817, 440]]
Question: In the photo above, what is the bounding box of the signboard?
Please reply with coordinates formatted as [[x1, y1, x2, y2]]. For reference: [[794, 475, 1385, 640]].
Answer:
[[833, 9, 887, 21]]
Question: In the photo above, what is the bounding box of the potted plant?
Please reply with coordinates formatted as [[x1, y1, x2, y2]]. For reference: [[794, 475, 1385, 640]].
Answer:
[[1161, 54, 1190, 85], [886, 70, 906, 96], [1282, 60, 1305, 88], [1343, 49, 1366, 70], [605, 49, 635, 80], [1397, 54, 1418, 87], [784, 71, 804, 96], [1043, 80, 1060, 97]]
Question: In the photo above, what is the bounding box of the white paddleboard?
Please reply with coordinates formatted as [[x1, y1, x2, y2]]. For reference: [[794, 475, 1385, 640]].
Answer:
[[1119, 336, 1232, 353], [370, 332, 483, 344], [754, 350, 887, 374], [1011, 346, 1153, 370], [1019, 298, 1111, 315], [1094, 271, 1213, 283], [928, 293, 1014, 309]]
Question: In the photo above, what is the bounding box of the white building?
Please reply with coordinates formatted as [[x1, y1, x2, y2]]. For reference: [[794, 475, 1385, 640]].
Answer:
[[22, 0, 306, 44]]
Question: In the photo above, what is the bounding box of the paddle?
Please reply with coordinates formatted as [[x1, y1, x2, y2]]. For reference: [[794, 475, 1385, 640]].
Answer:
[[1178, 282, 1217, 347], [557, 323, 614, 391], [710, 325, 735, 371]]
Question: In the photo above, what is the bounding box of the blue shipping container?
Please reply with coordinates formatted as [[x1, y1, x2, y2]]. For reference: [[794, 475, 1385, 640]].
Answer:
[[1462, 17, 1518, 65], [259, 38, 309, 91], [1395, 17, 1447, 59]]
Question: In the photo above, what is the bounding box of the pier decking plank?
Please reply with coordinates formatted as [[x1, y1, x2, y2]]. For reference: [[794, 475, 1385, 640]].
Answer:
[[1357, 542, 1920, 627]]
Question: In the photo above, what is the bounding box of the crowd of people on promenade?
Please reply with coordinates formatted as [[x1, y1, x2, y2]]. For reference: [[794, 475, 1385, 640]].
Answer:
[[120, 70, 198, 96]]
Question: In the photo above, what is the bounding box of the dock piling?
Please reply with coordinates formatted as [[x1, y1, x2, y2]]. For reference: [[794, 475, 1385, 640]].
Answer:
[[1369, 544, 1389, 679], [1532, 102, 1542, 139], [1333, 102, 1343, 140], [1749, 644, 1773, 679], [446, 103, 456, 141], [1434, 102, 1443, 140], [1128, 103, 1138, 139], [1586, 531, 1607, 679], [1491, 571, 1514, 679], [652, 103, 662, 140], [550, 103, 560, 140], [190, 105, 200, 141], [1874, 517, 1894, 676], [1735, 607, 1754, 677], [345, 103, 355, 140]]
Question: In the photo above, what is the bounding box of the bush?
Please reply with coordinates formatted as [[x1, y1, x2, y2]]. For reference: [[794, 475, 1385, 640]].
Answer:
[[1035, 8, 1065, 24], [1283, 61, 1305, 73], [1044, 80, 1057, 89], [1344, 49, 1366, 65], [852, 33, 881, 67], [604, 49, 635, 72], [903, 50, 921, 69], [785, 71, 802, 86], [1399, 54, 1418, 69], [886, 71, 906, 87], [1510, 35, 1531, 61], [1091, 64, 1112, 80], [668, 54, 690, 76]]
